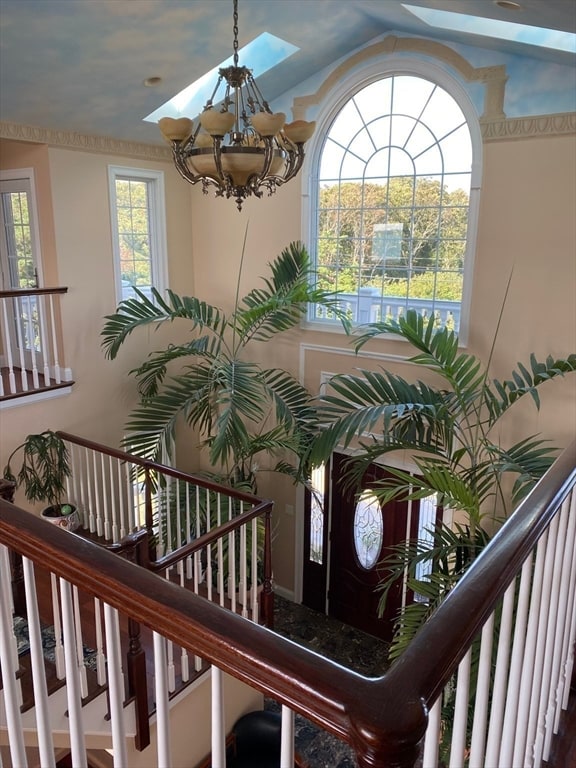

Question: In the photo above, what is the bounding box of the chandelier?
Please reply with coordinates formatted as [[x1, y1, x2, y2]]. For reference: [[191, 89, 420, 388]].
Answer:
[[158, 0, 315, 210]]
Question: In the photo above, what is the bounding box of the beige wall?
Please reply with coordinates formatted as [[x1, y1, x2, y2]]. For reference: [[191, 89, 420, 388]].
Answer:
[[0, 143, 195, 507], [186, 131, 576, 595], [1, 81, 575, 598]]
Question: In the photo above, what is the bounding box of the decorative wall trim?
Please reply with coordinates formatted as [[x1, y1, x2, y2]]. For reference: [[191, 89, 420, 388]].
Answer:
[[0, 121, 171, 161], [292, 35, 508, 122], [300, 341, 413, 364], [291, 35, 576, 141], [480, 112, 576, 141]]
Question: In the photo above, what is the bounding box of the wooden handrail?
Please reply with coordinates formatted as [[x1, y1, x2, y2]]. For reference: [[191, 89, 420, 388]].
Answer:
[[149, 498, 273, 571], [0, 286, 68, 298], [56, 430, 264, 506], [1, 441, 574, 767], [383, 440, 576, 706]]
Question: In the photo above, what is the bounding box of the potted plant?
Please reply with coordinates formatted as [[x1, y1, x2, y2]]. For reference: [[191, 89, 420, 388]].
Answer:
[[2, 429, 80, 531]]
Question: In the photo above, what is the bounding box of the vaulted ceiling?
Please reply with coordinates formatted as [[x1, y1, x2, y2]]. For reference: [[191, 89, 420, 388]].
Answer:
[[1, 0, 574, 147]]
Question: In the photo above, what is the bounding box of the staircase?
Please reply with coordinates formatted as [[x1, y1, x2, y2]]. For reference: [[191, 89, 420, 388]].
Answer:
[[1, 438, 575, 767]]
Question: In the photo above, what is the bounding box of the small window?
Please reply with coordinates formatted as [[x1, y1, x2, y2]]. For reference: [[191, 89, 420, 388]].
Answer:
[[108, 166, 168, 304]]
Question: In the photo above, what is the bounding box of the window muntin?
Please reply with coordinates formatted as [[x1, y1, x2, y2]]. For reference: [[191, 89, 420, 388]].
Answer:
[[310, 75, 474, 333], [108, 167, 168, 303], [0, 175, 41, 290]]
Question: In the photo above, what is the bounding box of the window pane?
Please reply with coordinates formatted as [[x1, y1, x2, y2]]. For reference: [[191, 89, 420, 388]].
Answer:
[[354, 491, 384, 570], [312, 74, 474, 332]]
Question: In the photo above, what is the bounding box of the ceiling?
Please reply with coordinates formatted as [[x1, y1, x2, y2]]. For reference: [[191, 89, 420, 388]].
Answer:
[[0, 0, 574, 147]]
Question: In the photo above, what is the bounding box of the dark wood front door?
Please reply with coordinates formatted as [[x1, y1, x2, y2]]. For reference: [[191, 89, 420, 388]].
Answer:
[[327, 453, 419, 642]]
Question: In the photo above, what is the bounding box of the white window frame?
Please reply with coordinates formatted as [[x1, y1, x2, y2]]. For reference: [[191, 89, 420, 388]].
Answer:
[[0, 168, 44, 289], [108, 166, 168, 304], [302, 56, 482, 346]]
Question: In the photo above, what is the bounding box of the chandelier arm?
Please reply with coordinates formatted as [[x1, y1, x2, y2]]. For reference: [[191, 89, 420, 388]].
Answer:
[[159, 0, 310, 209], [172, 146, 227, 191]]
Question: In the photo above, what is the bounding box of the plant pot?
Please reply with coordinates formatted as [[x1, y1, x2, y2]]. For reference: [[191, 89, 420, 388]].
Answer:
[[41, 504, 80, 532]]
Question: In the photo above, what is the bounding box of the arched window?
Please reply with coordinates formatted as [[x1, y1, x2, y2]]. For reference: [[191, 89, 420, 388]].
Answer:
[[307, 66, 481, 339]]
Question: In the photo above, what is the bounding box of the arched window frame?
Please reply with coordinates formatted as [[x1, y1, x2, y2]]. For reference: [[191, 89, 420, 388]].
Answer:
[[301, 55, 483, 346]]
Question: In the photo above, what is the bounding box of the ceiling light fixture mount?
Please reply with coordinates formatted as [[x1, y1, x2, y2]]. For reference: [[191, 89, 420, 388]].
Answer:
[[158, 0, 314, 210]]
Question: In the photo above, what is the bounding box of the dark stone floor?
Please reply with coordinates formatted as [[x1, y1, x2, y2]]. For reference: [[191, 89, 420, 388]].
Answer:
[[265, 595, 391, 768]]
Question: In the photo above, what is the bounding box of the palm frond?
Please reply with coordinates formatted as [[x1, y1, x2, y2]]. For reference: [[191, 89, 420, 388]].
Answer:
[[486, 353, 576, 417], [235, 242, 350, 344], [101, 287, 226, 360]]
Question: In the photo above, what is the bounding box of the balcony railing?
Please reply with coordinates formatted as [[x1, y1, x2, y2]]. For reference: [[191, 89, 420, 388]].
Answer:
[[1, 440, 574, 767], [0, 287, 73, 402], [313, 288, 461, 330]]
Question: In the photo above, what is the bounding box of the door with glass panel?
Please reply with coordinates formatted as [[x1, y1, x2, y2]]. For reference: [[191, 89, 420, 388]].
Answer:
[[0, 176, 42, 372], [303, 453, 440, 641]]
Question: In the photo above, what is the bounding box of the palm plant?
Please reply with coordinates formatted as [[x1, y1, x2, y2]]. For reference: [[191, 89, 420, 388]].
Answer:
[[310, 309, 576, 656], [101, 240, 350, 490]]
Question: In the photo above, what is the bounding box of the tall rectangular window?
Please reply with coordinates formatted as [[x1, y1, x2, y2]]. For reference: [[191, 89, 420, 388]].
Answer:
[[108, 166, 168, 303]]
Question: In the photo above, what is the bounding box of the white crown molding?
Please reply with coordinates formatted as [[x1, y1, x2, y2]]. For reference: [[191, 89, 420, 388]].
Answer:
[[480, 112, 576, 141], [0, 121, 171, 161]]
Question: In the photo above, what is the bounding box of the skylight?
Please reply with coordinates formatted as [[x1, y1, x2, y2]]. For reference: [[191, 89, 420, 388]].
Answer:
[[402, 4, 576, 54], [144, 32, 299, 124]]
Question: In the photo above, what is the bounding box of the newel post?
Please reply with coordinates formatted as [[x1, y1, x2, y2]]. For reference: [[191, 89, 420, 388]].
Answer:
[[349, 690, 428, 768], [119, 530, 151, 751], [260, 504, 274, 629]]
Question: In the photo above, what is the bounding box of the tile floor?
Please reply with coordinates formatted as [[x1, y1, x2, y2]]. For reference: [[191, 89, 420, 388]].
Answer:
[[266, 595, 391, 768]]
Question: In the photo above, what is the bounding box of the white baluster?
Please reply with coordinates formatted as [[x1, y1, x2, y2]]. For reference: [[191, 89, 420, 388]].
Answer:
[[14, 296, 29, 391], [1, 297, 17, 394], [72, 585, 88, 698], [468, 612, 494, 767], [251, 517, 259, 622], [60, 578, 87, 768], [48, 293, 62, 383], [485, 576, 520, 767], [206, 490, 213, 602], [118, 460, 127, 538], [542, 494, 573, 760], [50, 572, 65, 678], [281, 706, 295, 768], [422, 697, 441, 768], [104, 603, 128, 768], [37, 292, 51, 386], [109, 455, 119, 542], [217, 493, 225, 605], [558, 489, 576, 718], [525, 513, 560, 766], [179, 556, 190, 683], [0, 545, 27, 767], [85, 447, 96, 533], [240, 520, 248, 618], [164, 569, 176, 692], [211, 666, 226, 768], [153, 632, 172, 768], [511, 529, 549, 766], [24, 295, 40, 389], [449, 648, 472, 768], [93, 451, 103, 537], [186, 483, 193, 579], [23, 557, 56, 768], [93, 598, 107, 686], [165, 476, 173, 556], [101, 453, 111, 541]]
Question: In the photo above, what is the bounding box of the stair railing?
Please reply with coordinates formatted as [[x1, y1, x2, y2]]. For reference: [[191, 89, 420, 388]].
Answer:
[[1, 441, 575, 767], [0, 287, 72, 400], [56, 430, 274, 625]]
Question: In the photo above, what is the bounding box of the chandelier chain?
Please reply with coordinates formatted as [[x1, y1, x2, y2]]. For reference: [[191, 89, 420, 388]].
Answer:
[[233, 0, 239, 67]]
